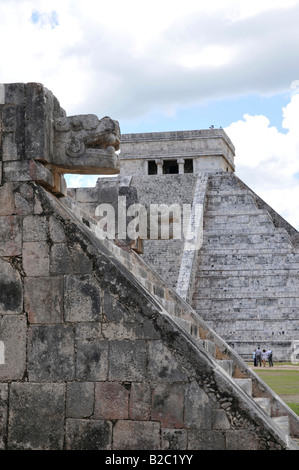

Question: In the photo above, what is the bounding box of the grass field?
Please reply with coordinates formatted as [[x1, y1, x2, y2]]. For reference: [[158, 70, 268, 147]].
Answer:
[[252, 366, 299, 416]]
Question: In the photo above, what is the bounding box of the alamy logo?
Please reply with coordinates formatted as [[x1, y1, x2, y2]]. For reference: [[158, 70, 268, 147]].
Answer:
[[290, 340, 299, 365], [0, 341, 4, 365], [94, 197, 203, 250]]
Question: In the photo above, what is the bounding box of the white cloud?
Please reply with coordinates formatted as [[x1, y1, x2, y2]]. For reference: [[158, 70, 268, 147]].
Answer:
[[1, 0, 299, 230], [225, 93, 299, 229], [1, 0, 299, 118]]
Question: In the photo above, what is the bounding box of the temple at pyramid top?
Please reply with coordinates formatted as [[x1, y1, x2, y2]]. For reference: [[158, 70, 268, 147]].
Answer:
[[119, 128, 235, 176]]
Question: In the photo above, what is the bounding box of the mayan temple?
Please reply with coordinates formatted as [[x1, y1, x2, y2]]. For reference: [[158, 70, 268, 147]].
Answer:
[[0, 82, 299, 450]]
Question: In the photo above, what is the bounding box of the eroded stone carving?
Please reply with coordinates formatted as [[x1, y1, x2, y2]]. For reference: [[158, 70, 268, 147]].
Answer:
[[0, 83, 121, 196], [53, 114, 120, 172]]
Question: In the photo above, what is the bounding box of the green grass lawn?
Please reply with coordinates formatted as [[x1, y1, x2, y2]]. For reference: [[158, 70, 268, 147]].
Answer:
[[254, 369, 299, 416]]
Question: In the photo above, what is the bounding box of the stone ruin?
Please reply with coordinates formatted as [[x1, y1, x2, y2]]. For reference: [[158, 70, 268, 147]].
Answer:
[[0, 82, 299, 450]]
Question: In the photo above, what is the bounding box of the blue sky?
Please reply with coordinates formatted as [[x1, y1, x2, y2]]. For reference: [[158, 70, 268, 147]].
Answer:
[[120, 92, 292, 134], [1, 0, 299, 228]]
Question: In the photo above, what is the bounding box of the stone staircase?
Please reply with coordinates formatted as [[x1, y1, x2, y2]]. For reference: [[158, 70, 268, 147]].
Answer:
[[173, 315, 294, 441], [57, 190, 299, 448]]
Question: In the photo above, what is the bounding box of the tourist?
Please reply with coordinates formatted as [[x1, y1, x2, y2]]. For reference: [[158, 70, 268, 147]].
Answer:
[[255, 347, 262, 366], [262, 349, 267, 367], [267, 348, 273, 367], [253, 349, 257, 367]]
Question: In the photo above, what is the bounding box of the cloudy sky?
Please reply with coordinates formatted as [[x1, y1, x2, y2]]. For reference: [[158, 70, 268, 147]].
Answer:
[[1, 0, 299, 228]]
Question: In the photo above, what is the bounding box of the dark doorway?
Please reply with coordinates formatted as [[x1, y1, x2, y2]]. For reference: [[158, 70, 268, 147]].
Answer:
[[163, 160, 178, 174]]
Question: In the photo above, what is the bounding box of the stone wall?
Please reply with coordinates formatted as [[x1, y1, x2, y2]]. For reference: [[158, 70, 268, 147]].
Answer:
[[0, 180, 298, 450]]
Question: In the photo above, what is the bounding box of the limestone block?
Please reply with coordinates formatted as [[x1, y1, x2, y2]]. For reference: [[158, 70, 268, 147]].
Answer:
[[187, 430, 225, 450], [66, 382, 94, 418], [8, 382, 65, 450], [64, 274, 101, 322], [75, 338, 108, 381], [0, 315, 26, 381], [49, 243, 71, 275], [213, 409, 231, 430], [101, 321, 143, 341], [24, 82, 52, 163], [94, 382, 129, 419], [0, 183, 16, 215], [28, 324, 75, 381], [161, 429, 187, 450], [22, 241, 49, 276], [184, 381, 213, 429], [0, 258, 23, 314], [68, 245, 93, 274], [23, 215, 48, 242], [151, 383, 185, 428], [14, 182, 35, 216], [3, 161, 31, 182], [2, 83, 24, 105], [65, 419, 112, 450], [0, 384, 8, 449], [108, 339, 147, 381], [49, 216, 66, 243], [225, 429, 260, 450], [103, 291, 142, 323], [1, 104, 25, 160], [113, 420, 160, 450], [24, 276, 64, 323], [147, 340, 188, 382], [129, 383, 151, 420], [0, 216, 22, 256]]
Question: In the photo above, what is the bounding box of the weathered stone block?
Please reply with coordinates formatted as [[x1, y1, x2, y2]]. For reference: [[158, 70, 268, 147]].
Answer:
[[23, 215, 48, 241], [75, 322, 102, 340], [49, 216, 66, 243], [65, 419, 112, 450], [49, 243, 71, 274], [187, 430, 226, 450], [108, 340, 147, 381], [151, 383, 185, 428], [0, 258, 23, 314], [0, 384, 8, 449], [225, 429, 260, 450], [129, 383, 151, 420], [8, 382, 65, 450], [66, 382, 94, 418], [0, 216, 22, 256], [213, 409, 231, 430], [103, 291, 141, 323], [23, 241, 49, 276], [24, 276, 64, 323], [148, 340, 188, 382], [0, 315, 26, 381], [4, 83, 25, 105], [94, 382, 129, 419], [102, 321, 143, 340], [113, 420, 160, 450], [76, 339, 108, 381], [161, 429, 187, 450], [3, 161, 31, 182], [68, 245, 93, 274], [28, 325, 75, 381], [184, 381, 213, 429], [64, 274, 101, 322], [14, 182, 35, 216], [0, 183, 15, 215]]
